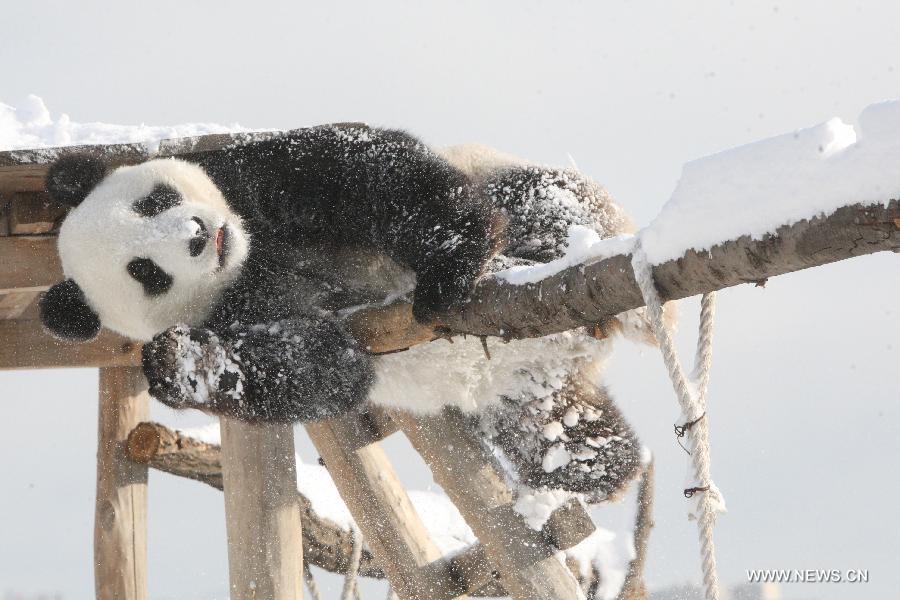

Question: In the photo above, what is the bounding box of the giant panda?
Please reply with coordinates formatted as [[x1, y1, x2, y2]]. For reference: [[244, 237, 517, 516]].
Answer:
[[40, 125, 652, 502]]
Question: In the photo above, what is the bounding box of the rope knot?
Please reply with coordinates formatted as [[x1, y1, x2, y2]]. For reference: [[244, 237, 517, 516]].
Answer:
[[684, 485, 710, 499]]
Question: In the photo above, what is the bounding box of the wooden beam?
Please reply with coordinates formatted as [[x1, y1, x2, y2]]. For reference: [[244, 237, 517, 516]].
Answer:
[[347, 200, 900, 352], [0, 235, 62, 292], [616, 461, 654, 600], [220, 418, 304, 600], [0, 319, 141, 370], [0, 197, 8, 236], [0, 143, 148, 194], [8, 192, 67, 234], [392, 408, 590, 600], [306, 413, 454, 600], [125, 420, 604, 598], [95, 367, 149, 600], [0, 291, 39, 320]]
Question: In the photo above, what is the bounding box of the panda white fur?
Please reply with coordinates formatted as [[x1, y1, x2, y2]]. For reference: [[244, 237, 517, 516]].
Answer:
[[41, 125, 651, 501]]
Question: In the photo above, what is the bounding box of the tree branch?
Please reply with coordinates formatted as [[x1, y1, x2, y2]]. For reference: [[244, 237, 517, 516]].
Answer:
[[347, 201, 899, 353]]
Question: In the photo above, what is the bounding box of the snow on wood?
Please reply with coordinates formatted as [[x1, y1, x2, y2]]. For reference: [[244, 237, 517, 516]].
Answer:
[[642, 101, 900, 264], [1, 95, 896, 360], [136, 420, 627, 598]]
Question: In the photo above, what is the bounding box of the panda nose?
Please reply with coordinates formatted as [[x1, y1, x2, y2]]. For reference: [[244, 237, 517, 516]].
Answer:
[[188, 216, 210, 257]]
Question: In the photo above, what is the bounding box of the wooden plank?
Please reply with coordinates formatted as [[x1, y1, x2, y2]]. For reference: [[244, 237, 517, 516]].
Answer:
[[392, 408, 589, 600], [0, 319, 141, 370], [156, 131, 280, 157], [0, 291, 39, 320], [306, 414, 455, 600], [220, 418, 304, 600], [0, 197, 9, 236], [95, 367, 149, 600], [337, 406, 400, 451], [0, 235, 62, 292], [0, 143, 148, 194], [8, 192, 67, 234]]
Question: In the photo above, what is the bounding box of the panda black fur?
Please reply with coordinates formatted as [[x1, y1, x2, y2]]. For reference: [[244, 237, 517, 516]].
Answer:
[[41, 126, 651, 500]]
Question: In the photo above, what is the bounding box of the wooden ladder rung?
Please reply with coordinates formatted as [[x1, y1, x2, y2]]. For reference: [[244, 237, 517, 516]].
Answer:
[[338, 406, 400, 451], [418, 499, 594, 597], [305, 412, 456, 600], [392, 408, 593, 600]]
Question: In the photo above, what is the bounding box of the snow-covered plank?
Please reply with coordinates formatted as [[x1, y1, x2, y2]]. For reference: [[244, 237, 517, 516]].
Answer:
[[0, 318, 141, 370], [346, 199, 898, 352], [94, 367, 149, 600], [392, 408, 590, 600], [220, 418, 304, 600], [0, 142, 148, 193]]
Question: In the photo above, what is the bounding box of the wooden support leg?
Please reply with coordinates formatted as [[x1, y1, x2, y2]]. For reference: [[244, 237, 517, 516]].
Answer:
[[95, 367, 149, 600], [392, 408, 587, 600], [306, 413, 456, 600], [220, 417, 304, 600]]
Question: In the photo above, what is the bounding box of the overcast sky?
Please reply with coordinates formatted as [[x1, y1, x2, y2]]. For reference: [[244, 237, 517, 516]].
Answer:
[[1, 2, 898, 599]]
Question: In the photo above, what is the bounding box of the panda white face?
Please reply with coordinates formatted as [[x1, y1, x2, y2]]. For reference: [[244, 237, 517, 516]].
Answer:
[[57, 159, 250, 341]]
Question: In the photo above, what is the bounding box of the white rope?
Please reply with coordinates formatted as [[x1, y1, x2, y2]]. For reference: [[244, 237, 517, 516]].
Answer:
[[342, 525, 364, 600], [631, 244, 723, 600]]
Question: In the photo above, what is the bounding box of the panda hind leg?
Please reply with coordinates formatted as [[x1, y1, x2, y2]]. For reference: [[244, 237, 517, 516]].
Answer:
[[479, 378, 643, 503]]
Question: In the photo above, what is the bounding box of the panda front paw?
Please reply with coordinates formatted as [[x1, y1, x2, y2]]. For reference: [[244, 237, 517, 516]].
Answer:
[[412, 247, 496, 324], [141, 325, 245, 414], [412, 266, 470, 324]]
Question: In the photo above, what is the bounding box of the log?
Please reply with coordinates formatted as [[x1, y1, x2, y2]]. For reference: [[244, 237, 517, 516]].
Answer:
[[125, 421, 388, 580], [392, 408, 589, 600], [0, 197, 8, 236], [616, 461, 654, 600], [347, 200, 899, 352], [125, 421, 603, 598], [305, 414, 452, 600], [0, 142, 148, 194], [0, 318, 141, 370], [94, 367, 149, 600], [220, 418, 304, 600]]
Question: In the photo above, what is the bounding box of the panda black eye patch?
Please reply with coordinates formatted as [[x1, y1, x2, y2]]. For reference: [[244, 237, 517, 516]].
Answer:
[[133, 184, 182, 217], [127, 258, 173, 296]]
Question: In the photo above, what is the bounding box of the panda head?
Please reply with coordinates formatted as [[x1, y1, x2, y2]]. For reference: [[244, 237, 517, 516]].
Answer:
[[39, 155, 250, 342]]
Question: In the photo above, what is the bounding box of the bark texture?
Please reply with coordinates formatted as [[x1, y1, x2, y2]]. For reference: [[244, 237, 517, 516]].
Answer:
[[348, 200, 899, 352]]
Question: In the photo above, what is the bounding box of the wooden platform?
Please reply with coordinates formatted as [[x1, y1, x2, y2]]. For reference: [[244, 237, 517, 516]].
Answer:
[[0, 135, 600, 600]]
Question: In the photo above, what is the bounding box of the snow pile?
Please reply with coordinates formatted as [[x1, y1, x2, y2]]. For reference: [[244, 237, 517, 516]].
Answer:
[[641, 100, 900, 264], [494, 226, 634, 285], [0, 95, 253, 154], [513, 486, 574, 531]]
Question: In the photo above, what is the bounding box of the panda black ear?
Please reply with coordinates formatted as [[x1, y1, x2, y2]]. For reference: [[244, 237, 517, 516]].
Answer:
[[45, 154, 108, 207], [39, 279, 102, 342]]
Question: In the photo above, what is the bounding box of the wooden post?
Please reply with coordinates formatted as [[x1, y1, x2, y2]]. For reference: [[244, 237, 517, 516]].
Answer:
[[220, 417, 304, 600], [306, 413, 453, 600], [95, 367, 149, 600], [393, 408, 587, 600]]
